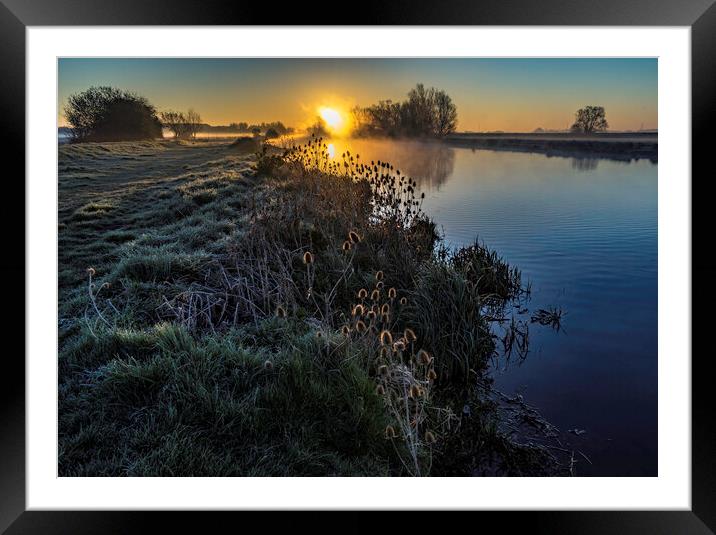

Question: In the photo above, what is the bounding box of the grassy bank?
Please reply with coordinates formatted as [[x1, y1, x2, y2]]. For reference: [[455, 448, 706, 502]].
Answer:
[[58, 137, 561, 476]]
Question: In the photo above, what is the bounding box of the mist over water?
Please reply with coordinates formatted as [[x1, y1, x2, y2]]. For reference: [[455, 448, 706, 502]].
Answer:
[[325, 137, 658, 476]]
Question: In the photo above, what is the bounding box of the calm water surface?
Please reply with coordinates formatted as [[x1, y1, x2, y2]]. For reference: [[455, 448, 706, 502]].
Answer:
[[327, 138, 657, 476]]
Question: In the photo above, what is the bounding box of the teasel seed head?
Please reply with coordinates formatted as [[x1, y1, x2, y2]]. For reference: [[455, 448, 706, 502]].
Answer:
[[275, 305, 287, 318], [425, 431, 437, 444], [384, 425, 397, 439], [379, 346, 389, 360], [315, 330, 324, 340], [388, 287, 397, 299], [348, 230, 361, 244], [302, 251, 314, 264], [409, 384, 421, 399], [342, 240, 352, 252], [380, 303, 390, 317], [357, 288, 368, 300], [356, 320, 367, 334], [376, 384, 385, 396], [393, 340, 406, 352], [376, 281, 384, 290], [379, 330, 393, 346], [417, 349, 432, 365], [352, 304, 365, 317], [341, 325, 351, 336], [263, 360, 274, 370], [378, 364, 389, 376], [370, 289, 380, 301], [427, 369, 437, 381], [375, 270, 384, 281], [366, 310, 376, 321], [404, 328, 417, 343], [86, 267, 96, 276], [399, 297, 408, 306]]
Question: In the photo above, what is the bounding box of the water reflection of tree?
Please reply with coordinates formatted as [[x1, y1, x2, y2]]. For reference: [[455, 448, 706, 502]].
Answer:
[[396, 141, 456, 190], [571, 157, 599, 171]]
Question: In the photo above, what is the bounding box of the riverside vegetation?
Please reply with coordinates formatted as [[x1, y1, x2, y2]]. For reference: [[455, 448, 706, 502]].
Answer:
[[58, 136, 562, 476]]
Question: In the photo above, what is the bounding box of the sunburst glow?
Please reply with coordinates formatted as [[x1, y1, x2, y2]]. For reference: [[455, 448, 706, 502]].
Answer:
[[318, 106, 349, 135]]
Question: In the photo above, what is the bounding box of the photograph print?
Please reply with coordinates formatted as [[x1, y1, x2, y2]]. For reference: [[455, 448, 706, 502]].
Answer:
[[57, 57, 657, 477]]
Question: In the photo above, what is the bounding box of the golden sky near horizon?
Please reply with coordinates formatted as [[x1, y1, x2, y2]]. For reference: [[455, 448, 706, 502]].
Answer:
[[58, 58, 658, 132]]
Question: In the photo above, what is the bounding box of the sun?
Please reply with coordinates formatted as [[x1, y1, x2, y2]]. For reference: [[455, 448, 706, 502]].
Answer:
[[318, 106, 347, 135]]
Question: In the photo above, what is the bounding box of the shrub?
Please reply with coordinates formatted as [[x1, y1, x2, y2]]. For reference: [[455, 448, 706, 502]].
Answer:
[[404, 263, 494, 383], [65, 86, 163, 142], [451, 241, 523, 302]]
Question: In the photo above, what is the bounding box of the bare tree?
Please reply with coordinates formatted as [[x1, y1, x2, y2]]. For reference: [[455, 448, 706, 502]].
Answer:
[[433, 90, 457, 137], [185, 109, 203, 139], [160, 110, 187, 138], [405, 83, 436, 135], [571, 106, 608, 134], [357, 84, 458, 138]]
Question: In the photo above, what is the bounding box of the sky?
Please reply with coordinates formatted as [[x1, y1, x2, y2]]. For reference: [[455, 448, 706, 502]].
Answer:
[[58, 58, 657, 132]]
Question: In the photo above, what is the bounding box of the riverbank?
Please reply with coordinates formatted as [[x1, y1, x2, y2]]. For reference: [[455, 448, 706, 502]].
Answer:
[[58, 138, 568, 476], [445, 132, 658, 163]]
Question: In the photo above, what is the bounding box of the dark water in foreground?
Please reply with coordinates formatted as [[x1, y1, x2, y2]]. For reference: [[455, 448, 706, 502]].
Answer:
[[326, 138, 658, 476]]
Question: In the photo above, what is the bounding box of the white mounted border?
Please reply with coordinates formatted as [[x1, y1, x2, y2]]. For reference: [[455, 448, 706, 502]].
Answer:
[[26, 26, 690, 510]]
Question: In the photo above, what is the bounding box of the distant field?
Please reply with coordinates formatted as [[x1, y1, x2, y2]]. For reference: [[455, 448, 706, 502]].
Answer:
[[446, 132, 658, 162]]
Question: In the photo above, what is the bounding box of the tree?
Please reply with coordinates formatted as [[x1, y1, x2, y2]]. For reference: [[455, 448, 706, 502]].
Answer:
[[571, 106, 608, 134], [160, 109, 203, 139], [433, 90, 457, 137], [185, 109, 203, 139], [160, 110, 187, 138], [355, 84, 458, 138], [64, 86, 162, 142], [307, 117, 328, 137], [405, 83, 436, 135]]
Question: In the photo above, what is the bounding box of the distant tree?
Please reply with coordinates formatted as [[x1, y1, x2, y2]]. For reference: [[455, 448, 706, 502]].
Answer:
[[433, 89, 457, 137], [307, 117, 328, 137], [404, 84, 436, 135], [161, 109, 203, 139], [160, 110, 187, 138], [265, 128, 280, 139], [571, 106, 608, 134], [64, 86, 162, 142], [364, 100, 403, 137], [185, 109, 203, 139], [356, 84, 458, 138]]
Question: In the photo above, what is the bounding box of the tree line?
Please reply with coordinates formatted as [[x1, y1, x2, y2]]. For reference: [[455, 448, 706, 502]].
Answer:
[[227, 121, 294, 136], [63, 85, 610, 143], [351, 83, 458, 138], [63, 86, 295, 143]]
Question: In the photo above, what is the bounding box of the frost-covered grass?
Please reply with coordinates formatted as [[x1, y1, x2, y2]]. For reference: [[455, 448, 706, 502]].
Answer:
[[58, 139, 558, 476]]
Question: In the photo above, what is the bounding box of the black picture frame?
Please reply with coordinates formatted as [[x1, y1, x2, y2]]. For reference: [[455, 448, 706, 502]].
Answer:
[[2, 0, 713, 532]]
